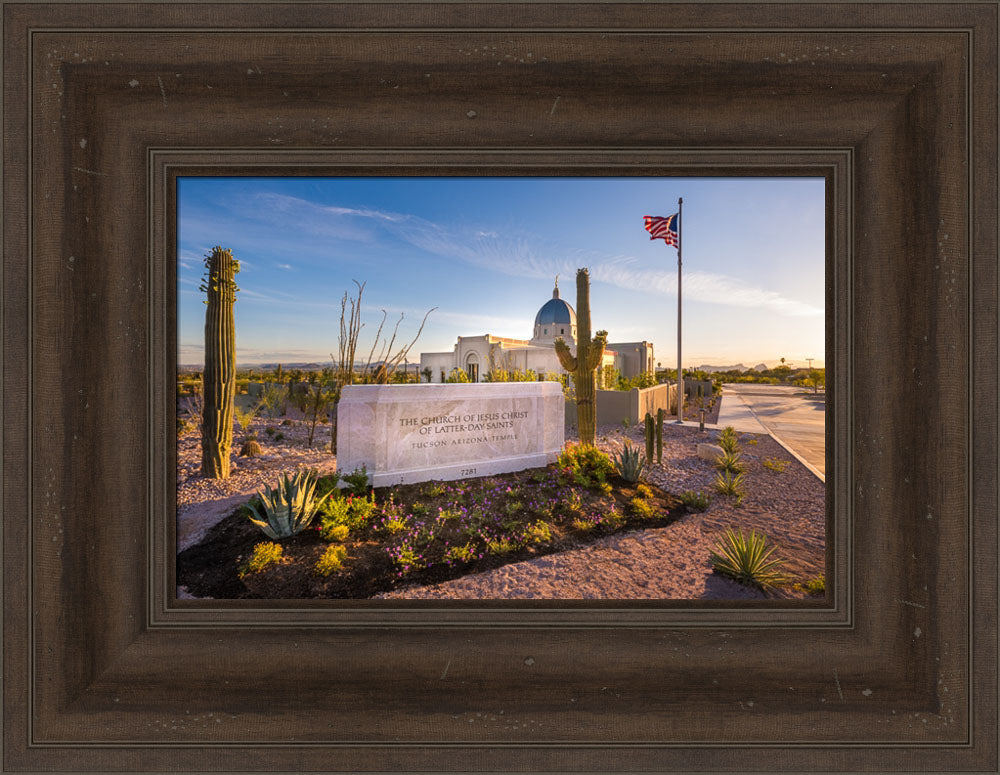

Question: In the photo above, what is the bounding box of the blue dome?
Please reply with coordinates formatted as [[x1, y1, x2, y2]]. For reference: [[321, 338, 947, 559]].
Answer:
[[534, 281, 577, 328], [535, 298, 576, 326]]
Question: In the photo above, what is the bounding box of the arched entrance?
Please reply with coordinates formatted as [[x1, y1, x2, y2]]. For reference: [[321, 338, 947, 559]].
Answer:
[[465, 352, 480, 382]]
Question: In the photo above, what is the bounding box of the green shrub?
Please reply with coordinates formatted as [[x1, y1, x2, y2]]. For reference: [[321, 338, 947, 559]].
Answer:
[[571, 517, 597, 531], [612, 441, 647, 483], [635, 483, 654, 500], [762, 458, 789, 473], [381, 517, 407, 535], [445, 367, 471, 383], [445, 543, 475, 563], [486, 537, 518, 555], [320, 523, 350, 542], [630, 497, 656, 519], [411, 501, 428, 517], [709, 528, 787, 591], [314, 544, 348, 577], [603, 505, 626, 528], [804, 574, 826, 595], [238, 542, 284, 578], [393, 548, 426, 572], [318, 491, 377, 540], [340, 466, 371, 496], [558, 443, 615, 489], [246, 470, 328, 539], [425, 482, 447, 498], [523, 520, 552, 544], [680, 490, 711, 512]]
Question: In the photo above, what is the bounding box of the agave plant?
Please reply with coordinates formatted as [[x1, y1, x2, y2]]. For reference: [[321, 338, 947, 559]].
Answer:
[[709, 527, 787, 591], [613, 441, 647, 483], [246, 469, 329, 539]]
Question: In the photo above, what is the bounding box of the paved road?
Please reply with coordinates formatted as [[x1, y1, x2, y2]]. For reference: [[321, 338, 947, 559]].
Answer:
[[717, 383, 826, 479]]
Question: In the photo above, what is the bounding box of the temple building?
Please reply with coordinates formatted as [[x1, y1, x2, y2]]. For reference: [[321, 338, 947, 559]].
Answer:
[[419, 278, 655, 384]]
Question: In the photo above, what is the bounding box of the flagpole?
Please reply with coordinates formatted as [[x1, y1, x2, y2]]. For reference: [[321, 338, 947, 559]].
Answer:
[[676, 197, 684, 423]]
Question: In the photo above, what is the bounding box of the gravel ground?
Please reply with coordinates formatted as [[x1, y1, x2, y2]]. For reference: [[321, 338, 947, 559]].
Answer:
[[376, 423, 825, 600], [176, 411, 337, 552], [178, 417, 825, 599]]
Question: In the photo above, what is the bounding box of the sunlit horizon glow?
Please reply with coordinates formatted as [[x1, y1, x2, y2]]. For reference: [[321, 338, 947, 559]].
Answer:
[[178, 177, 826, 370]]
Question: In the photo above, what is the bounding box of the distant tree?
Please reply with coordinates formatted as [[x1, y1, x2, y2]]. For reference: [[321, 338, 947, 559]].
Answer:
[[421, 366, 433, 383]]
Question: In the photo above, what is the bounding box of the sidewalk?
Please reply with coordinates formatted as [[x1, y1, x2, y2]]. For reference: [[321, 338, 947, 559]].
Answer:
[[714, 385, 826, 482], [708, 390, 769, 434]]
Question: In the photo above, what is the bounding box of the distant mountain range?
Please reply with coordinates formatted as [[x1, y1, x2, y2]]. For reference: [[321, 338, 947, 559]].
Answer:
[[692, 363, 765, 373], [178, 361, 420, 373], [692, 361, 822, 373]]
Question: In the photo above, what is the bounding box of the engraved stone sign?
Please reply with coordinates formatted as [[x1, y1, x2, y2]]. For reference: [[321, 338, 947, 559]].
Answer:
[[336, 382, 565, 487]]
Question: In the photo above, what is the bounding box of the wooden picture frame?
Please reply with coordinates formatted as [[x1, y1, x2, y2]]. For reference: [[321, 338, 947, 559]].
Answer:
[[3, 2, 996, 771]]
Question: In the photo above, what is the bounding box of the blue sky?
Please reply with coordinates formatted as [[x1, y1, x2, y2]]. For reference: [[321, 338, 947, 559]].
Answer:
[[178, 177, 825, 369]]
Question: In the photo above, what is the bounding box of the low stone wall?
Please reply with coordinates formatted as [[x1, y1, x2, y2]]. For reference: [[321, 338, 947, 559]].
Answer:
[[565, 383, 677, 429], [338, 382, 564, 486], [683, 379, 715, 399]]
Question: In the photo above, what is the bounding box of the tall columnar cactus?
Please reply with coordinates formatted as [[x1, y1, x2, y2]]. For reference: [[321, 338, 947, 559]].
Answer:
[[656, 407, 664, 463], [200, 246, 240, 479], [645, 413, 655, 462], [554, 268, 607, 447]]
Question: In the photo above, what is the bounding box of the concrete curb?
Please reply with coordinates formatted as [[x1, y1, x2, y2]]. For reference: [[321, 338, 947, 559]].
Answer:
[[727, 394, 826, 483]]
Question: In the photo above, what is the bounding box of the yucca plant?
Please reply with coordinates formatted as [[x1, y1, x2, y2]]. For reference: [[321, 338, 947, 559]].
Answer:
[[246, 469, 329, 539], [718, 425, 739, 454], [714, 468, 746, 500], [709, 527, 787, 591], [613, 441, 647, 483], [715, 449, 745, 474]]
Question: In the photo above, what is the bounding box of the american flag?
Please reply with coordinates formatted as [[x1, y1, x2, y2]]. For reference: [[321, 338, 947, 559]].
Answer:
[[643, 214, 679, 247]]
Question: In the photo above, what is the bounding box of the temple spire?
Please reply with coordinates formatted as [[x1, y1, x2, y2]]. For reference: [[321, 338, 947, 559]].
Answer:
[[553, 274, 560, 299]]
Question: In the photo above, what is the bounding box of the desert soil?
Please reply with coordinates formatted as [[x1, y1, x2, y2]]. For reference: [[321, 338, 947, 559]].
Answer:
[[178, 412, 825, 600]]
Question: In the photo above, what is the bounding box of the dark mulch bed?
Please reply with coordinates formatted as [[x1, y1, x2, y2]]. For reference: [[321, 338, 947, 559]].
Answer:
[[177, 463, 687, 599]]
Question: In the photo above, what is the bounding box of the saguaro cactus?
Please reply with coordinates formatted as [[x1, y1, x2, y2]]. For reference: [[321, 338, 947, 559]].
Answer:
[[656, 407, 664, 463], [554, 268, 608, 447], [200, 246, 240, 479], [645, 413, 655, 462]]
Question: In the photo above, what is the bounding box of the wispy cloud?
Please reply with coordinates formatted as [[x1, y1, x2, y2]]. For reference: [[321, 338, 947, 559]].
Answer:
[[276, 263, 294, 270], [238, 193, 402, 243], [210, 192, 821, 319], [386, 218, 822, 318]]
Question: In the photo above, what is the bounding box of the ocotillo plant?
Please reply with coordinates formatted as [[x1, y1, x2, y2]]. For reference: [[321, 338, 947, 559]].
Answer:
[[554, 268, 608, 447], [200, 246, 240, 478], [645, 413, 655, 461], [656, 407, 664, 463]]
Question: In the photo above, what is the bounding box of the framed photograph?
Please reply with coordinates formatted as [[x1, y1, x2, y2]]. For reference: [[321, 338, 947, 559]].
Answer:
[[173, 174, 829, 604], [3, 2, 996, 772]]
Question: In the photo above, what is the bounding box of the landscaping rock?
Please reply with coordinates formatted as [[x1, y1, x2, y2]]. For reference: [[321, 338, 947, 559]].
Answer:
[[697, 443, 724, 462]]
